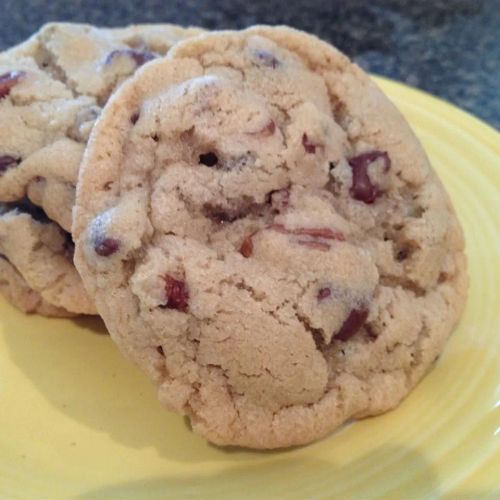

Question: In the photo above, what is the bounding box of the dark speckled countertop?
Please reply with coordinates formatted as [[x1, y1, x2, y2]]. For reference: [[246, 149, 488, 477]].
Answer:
[[1, 0, 499, 128]]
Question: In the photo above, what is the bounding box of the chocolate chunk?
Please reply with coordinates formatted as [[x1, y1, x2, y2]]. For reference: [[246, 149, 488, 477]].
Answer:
[[396, 247, 410, 261], [105, 49, 155, 67], [94, 237, 120, 257], [199, 152, 218, 167], [240, 233, 255, 258], [348, 151, 391, 204], [156, 345, 165, 356], [317, 287, 332, 300], [130, 111, 140, 124], [0, 71, 26, 99], [334, 308, 369, 341], [302, 133, 317, 154], [161, 275, 189, 312], [254, 50, 280, 69]]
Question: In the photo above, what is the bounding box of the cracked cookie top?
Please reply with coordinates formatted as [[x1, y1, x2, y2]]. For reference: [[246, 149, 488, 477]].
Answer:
[[0, 22, 204, 231], [73, 27, 467, 448], [0, 22, 202, 315]]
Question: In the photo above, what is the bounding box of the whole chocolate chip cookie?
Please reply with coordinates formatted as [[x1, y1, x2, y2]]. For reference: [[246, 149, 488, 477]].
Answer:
[[0, 22, 203, 315], [73, 27, 468, 448]]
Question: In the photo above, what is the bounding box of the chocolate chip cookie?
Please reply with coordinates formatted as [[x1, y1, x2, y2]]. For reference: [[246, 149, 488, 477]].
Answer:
[[73, 27, 468, 448], [0, 200, 94, 314], [0, 253, 72, 317], [0, 22, 203, 315]]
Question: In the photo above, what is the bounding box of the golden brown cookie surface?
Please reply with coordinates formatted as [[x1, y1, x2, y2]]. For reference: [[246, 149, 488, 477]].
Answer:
[[74, 27, 467, 448]]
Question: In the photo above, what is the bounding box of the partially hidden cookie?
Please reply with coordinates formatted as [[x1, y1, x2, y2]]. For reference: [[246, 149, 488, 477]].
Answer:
[[0, 200, 94, 314], [0, 253, 72, 317], [73, 27, 468, 448], [0, 22, 203, 315]]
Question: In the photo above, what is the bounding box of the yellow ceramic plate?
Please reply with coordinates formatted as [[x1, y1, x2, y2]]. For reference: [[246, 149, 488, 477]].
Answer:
[[0, 78, 498, 499]]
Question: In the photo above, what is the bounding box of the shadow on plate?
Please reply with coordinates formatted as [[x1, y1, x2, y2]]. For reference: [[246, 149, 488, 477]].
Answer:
[[77, 445, 443, 499], [70, 315, 109, 335], [3, 303, 341, 464], [3, 304, 231, 463], [2, 302, 486, 497]]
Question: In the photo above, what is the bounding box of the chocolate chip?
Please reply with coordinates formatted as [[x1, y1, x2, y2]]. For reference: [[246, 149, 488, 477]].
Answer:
[[254, 50, 280, 69], [438, 272, 448, 283], [105, 49, 155, 68], [302, 133, 317, 154], [239, 233, 255, 258], [0, 71, 26, 99], [199, 152, 218, 167], [130, 112, 140, 124], [396, 247, 410, 261], [156, 345, 165, 356], [348, 151, 391, 204], [94, 237, 120, 257], [395, 241, 416, 262], [161, 274, 189, 312], [0, 155, 21, 175], [334, 308, 369, 341]]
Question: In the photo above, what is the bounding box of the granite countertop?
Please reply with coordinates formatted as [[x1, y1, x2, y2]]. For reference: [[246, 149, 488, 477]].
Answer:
[[1, 0, 499, 128]]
